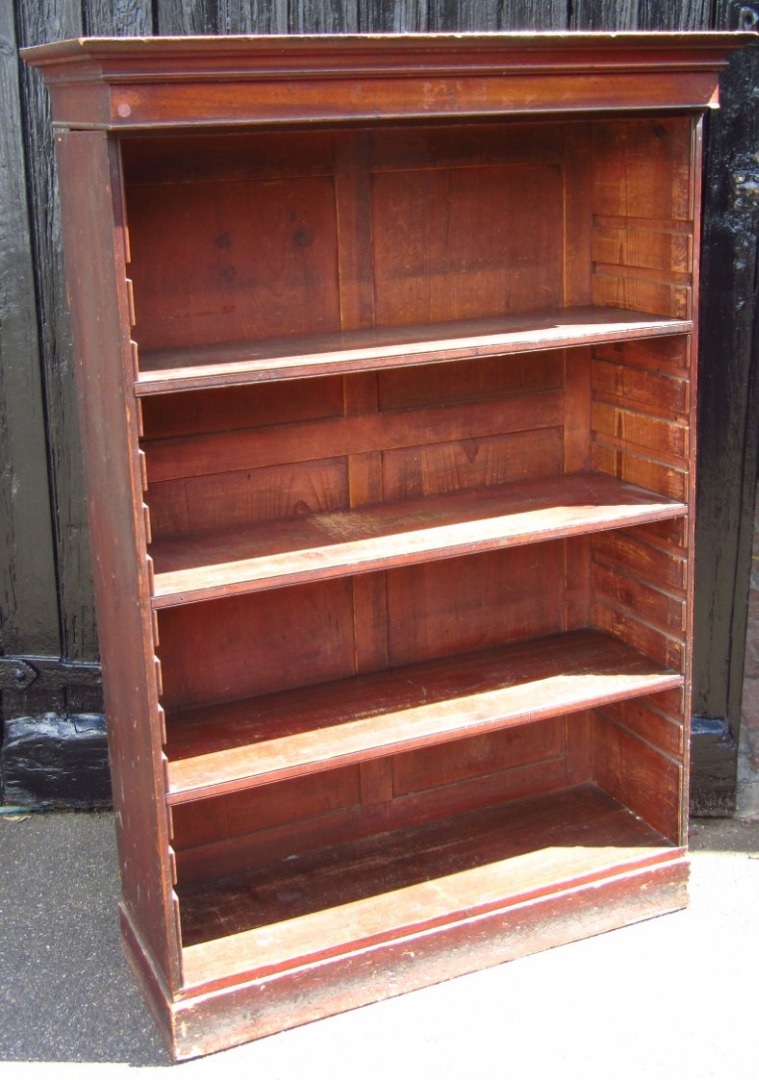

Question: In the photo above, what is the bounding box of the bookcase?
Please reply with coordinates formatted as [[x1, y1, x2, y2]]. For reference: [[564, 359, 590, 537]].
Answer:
[[23, 32, 753, 1060]]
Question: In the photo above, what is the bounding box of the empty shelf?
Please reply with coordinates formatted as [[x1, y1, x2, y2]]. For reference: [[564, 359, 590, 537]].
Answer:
[[136, 306, 691, 394], [165, 629, 683, 805], [151, 472, 686, 607]]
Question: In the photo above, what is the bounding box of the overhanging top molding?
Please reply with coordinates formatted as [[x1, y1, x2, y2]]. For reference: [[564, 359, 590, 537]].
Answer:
[[21, 32, 757, 130]]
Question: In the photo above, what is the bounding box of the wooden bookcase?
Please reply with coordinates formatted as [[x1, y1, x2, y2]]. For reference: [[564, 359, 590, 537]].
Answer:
[[23, 32, 753, 1060]]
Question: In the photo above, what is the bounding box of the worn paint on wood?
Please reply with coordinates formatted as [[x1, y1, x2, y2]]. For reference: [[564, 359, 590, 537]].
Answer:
[[2, 0, 757, 832]]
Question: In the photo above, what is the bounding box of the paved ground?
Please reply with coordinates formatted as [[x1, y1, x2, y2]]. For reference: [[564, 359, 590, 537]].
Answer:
[[1, 810, 757, 1079]]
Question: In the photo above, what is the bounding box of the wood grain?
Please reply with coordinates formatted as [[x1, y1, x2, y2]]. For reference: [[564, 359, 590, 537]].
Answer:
[[0, 2, 60, 664], [135, 307, 692, 394], [150, 473, 686, 606], [178, 783, 678, 984], [164, 630, 683, 803]]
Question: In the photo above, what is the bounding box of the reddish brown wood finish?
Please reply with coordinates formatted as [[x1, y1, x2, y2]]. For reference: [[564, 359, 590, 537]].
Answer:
[[53, 130, 181, 990], [23, 31, 754, 1060], [164, 629, 683, 803]]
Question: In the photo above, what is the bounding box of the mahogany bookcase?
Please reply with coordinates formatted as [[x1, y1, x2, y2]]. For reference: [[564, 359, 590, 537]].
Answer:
[[23, 31, 754, 1060]]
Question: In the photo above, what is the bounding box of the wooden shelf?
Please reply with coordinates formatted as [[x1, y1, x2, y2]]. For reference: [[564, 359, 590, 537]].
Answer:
[[165, 629, 683, 805], [135, 306, 691, 395], [151, 472, 686, 608], [178, 782, 680, 987]]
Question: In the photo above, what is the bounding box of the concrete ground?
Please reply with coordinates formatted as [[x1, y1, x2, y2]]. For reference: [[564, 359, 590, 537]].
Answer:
[[1, 810, 757, 1079]]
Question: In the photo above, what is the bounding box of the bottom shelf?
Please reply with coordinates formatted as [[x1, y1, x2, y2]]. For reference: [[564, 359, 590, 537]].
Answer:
[[124, 781, 688, 1059], [177, 783, 682, 988]]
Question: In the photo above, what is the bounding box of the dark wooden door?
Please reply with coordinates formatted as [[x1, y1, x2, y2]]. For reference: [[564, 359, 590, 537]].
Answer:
[[2, 0, 757, 813]]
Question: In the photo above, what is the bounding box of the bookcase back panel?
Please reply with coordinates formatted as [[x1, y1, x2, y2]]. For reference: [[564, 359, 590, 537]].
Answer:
[[142, 353, 569, 540], [381, 428, 564, 500], [386, 542, 574, 666], [172, 767, 363, 856], [370, 164, 564, 325], [143, 391, 563, 482], [122, 121, 605, 371], [128, 174, 341, 349], [147, 458, 349, 539], [139, 377, 344, 440], [157, 580, 357, 708], [377, 350, 564, 410], [121, 130, 337, 186]]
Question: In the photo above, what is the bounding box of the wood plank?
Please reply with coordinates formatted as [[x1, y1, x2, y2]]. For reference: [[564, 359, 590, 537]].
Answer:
[[595, 697, 684, 759], [591, 357, 689, 419], [165, 629, 683, 804], [135, 306, 692, 394], [572, 0, 711, 32], [140, 376, 343, 440], [371, 162, 564, 325], [592, 118, 694, 222], [592, 335, 689, 377], [592, 401, 689, 463], [155, 0, 220, 34], [147, 458, 349, 541], [172, 767, 362, 853], [392, 715, 566, 796], [592, 273, 690, 319], [592, 711, 683, 841], [83, 0, 152, 35], [592, 600, 685, 672], [178, 783, 678, 986], [0, 0, 61, 662], [15, 1, 99, 669], [591, 445, 688, 501], [52, 129, 181, 987], [158, 578, 356, 710], [592, 222, 693, 273], [387, 542, 568, 664], [378, 349, 563, 410], [359, 0, 428, 33], [151, 472, 686, 606], [144, 393, 563, 483], [592, 560, 686, 633], [128, 174, 341, 350], [381, 428, 564, 500], [592, 529, 687, 591]]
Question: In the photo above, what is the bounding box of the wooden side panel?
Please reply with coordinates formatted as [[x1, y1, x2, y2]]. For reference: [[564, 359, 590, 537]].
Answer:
[[592, 709, 682, 841], [592, 119, 696, 318], [53, 130, 179, 987], [588, 172, 693, 833]]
